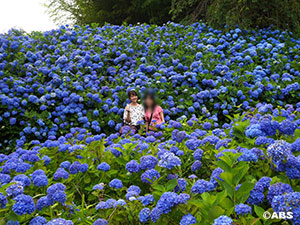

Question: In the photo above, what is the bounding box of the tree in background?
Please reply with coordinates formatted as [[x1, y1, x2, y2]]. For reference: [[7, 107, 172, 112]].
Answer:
[[170, 0, 212, 24], [46, 0, 300, 31], [46, 0, 172, 26], [171, 0, 300, 31]]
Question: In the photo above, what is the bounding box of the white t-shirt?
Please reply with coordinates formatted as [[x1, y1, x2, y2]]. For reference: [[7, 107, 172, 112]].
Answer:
[[123, 104, 145, 126]]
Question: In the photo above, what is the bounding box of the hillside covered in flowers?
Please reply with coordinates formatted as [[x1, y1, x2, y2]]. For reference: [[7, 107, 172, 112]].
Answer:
[[0, 23, 300, 224]]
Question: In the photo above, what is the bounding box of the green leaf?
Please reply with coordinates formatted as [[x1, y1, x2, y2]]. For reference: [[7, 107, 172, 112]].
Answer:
[[215, 160, 232, 172], [84, 174, 91, 184], [208, 206, 225, 220], [219, 172, 233, 186], [219, 197, 233, 211], [166, 178, 178, 191], [254, 205, 266, 219], [189, 199, 204, 208], [153, 184, 165, 192], [214, 191, 227, 206], [232, 163, 249, 185], [217, 178, 234, 199], [236, 182, 255, 203]]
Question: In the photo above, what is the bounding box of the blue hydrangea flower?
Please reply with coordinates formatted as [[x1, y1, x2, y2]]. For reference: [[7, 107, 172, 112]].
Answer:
[[193, 149, 203, 160], [210, 167, 224, 187], [279, 119, 296, 135], [6, 221, 19, 225], [158, 152, 181, 169], [254, 177, 272, 192], [12, 194, 35, 215], [0, 193, 8, 208], [235, 203, 252, 215], [69, 161, 82, 174], [267, 182, 293, 204], [150, 207, 162, 222], [191, 160, 202, 171], [50, 190, 67, 204], [141, 169, 160, 184], [33, 175, 48, 187], [267, 140, 292, 164], [93, 184, 104, 191], [191, 179, 214, 194], [109, 179, 123, 189], [60, 161, 71, 169], [176, 193, 190, 204], [29, 216, 47, 225], [180, 213, 197, 225], [6, 182, 24, 197], [247, 189, 265, 205], [272, 192, 300, 224], [0, 174, 11, 186], [139, 207, 151, 223], [36, 196, 52, 210], [96, 201, 109, 210], [156, 192, 178, 214], [47, 218, 73, 225], [47, 183, 67, 204], [80, 163, 89, 172], [245, 124, 265, 138], [185, 139, 201, 150], [93, 218, 108, 225], [213, 215, 233, 225], [174, 178, 187, 192], [113, 199, 126, 207], [53, 168, 70, 180], [12, 174, 31, 187], [97, 162, 110, 171], [126, 160, 140, 173], [127, 185, 141, 195], [139, 194, 155, 206], [140, 155, 158, 170]]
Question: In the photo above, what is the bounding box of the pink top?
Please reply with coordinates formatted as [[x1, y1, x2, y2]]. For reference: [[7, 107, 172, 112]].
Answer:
[[145, 105, 163, 126]]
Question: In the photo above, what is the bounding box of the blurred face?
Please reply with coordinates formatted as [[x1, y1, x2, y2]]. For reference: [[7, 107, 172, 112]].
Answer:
[[130, 94, 138, 103], [145, 96, 154, 108]]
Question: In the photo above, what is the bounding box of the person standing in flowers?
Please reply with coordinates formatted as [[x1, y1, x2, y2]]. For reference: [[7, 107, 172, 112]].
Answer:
[[123, 90, 145, 132], [144, 92, 165, 132]]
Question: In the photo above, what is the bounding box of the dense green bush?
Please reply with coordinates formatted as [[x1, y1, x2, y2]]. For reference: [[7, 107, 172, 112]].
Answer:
[[206, 0, 300, 31], [46, 0, 172, 26], [47, 0, 300, 31], [1, 105, 300, 224]]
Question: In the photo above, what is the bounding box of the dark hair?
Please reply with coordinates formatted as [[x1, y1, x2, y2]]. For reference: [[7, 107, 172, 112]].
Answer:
[[128, 90, 138, 99], [144, 92, 157, 110]]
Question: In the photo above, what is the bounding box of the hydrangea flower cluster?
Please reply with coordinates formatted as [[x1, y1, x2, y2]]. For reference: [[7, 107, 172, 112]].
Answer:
[[1, 22, 300, 224], [158, 152, 181, 169], [267, 140, 292, 165], [272, 192, 300, 224], [213, 215, 233, 225], [234, 203, 252, 216]]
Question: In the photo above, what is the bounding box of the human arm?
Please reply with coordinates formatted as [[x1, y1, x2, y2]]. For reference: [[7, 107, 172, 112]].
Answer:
[[157, 106, 165, 123], [123, 105, 131, 124], [160, 111, 165, 123]]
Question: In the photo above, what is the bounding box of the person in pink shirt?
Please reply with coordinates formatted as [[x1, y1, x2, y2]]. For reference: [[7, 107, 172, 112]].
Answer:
[[144, 92, 165, 132]]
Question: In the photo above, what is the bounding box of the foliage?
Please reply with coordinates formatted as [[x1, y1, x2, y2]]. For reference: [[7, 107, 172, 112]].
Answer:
[[46, 0, 172, 26], [170, 0, 212, 24], [46, 0, 300, 31], [0, 105, 300, 224], [1, 22, 300, 224], [1, 23, 300, 153], [171, 0, 300, 31]]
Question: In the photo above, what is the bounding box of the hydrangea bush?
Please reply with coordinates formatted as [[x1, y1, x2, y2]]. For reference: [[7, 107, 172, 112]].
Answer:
[[1, 23, 300, 224], [0, 102, 299, 224], [1, 23, 300, 152]]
